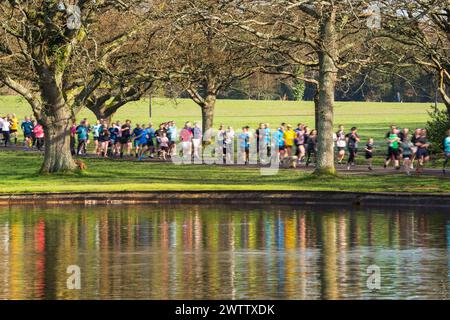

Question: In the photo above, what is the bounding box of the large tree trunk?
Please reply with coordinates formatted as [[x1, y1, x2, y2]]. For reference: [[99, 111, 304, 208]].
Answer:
[[90, 107, 115, 124], [437, 70, 450, 124], [314, 9, 337, 176], [314, 86, 320, 130], [41, 115, 77, 174], [37, 66, 78, 174], [201, 94, 216, 138]]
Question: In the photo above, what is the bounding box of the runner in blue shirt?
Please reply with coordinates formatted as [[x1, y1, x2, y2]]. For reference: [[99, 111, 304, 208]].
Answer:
[[167, 121, 178, 156], [443, 130, 450, 175], [146, 124, 156, 158], [137, 127, 149, 161], [21, 117, 34, 149], [274, 127, 285, 160], [76, 121, 89, 155], [238, 126, 251, 164]]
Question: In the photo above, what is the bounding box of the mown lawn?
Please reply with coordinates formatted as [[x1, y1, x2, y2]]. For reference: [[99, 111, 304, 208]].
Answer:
[[0, 95, 442, 146], [0, 151, 448, 194]]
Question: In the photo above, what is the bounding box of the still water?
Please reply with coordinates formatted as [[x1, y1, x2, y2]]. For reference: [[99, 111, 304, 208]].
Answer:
[[0, 204, 448, 300]]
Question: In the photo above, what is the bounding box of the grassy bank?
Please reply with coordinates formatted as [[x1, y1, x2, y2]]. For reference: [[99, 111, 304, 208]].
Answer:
[[0, 151, 448, 194]]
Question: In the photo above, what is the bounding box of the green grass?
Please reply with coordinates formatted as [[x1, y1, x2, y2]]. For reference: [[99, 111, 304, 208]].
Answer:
[[1, 96, 448, 194], [0, 151, 448, 194], [0, 95, 443, 146]]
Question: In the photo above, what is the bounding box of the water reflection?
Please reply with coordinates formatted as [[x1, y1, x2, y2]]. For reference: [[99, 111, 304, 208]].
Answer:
[[0, 205, 448, 300]]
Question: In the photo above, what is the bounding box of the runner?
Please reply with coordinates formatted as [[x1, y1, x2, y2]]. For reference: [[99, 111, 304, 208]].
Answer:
[[238, 126, 251, 164], [384, 126, 401, 170], [108, 123, 120, 156], [217, 124, 226, 163], [410, 128, 421, 169], [70, 121, 77, 156], [0, 116, 3, 143], [98, 123, 111, 158], [9, 114, 18, 145], [399, 128, 409, 142], [224, 126, 235, 164], [136, 125, 149, 161], [76, 120, 89, 155], [305, 129, 317, 167], [295, 126, 306, 165], [192, 122, 203, 161], [415, 129, 430, 174], [155, 123, 167, 159], [443, 130, 450, 175], [131, 123, 143, 157], [255, 123, 264, 157], [275, 125, 286, 161], [146, 123, 156, 159], [263, 123, 271, 160], [1, 115, 11, 147], [21, 116, 34, 150], [167, 121, 178, 156], [336, 125, 346, 165], [364, 138, 374, 171], [346, 127, 360, 170], [283, 124, 296, 157], [180, 122, 193, 161], [92, 120, 102, 155], [158, 132, 170, 160], [113, 121, 122, 156], [32, 121, 45, 151], [399, 133, 414, 176]]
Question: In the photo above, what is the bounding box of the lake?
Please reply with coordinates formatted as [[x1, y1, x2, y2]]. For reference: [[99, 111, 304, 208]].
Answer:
[[0, 204, 448, 300]]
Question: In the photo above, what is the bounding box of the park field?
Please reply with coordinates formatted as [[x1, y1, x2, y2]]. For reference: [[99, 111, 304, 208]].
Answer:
[[1, 95, 448, 194], [0, 151, 448, 194], [0, 95, 442, 146]]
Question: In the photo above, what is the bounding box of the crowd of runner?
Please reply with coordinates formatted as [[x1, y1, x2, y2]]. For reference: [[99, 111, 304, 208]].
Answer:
[[1, 114, 450, 175]]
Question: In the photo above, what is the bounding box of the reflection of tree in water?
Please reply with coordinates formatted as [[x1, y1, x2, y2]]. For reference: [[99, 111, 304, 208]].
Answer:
[[0, 205, 448, 300]]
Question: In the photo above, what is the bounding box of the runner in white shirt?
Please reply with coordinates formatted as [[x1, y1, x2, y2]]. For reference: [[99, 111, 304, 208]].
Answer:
[[1, 116, 11, 146], [0, 117, 4, 143]]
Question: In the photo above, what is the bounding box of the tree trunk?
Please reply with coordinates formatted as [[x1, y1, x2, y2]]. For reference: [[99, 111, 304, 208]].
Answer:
[[201, 94, 216, 138], [439, 89, 450, 121], [314, 86, 320, 130], [36, 66, 78, 174], [437, 73, 450, 124], [40, 110, 77, 174], [89, 107, 115, 124], [314, 9, 337, 176]]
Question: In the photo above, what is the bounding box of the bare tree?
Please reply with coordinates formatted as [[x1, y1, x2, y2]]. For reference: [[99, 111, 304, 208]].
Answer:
[[0, 0, 163, 172], [214, 0, 377, 175], [377, 0, 450, 121], [163, 0, 265, 137]]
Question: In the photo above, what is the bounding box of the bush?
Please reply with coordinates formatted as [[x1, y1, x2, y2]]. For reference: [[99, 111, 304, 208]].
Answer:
[[426, 106, 450, 153]]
